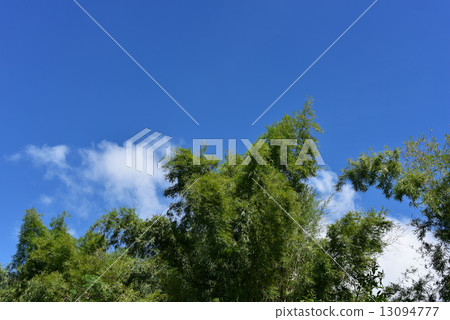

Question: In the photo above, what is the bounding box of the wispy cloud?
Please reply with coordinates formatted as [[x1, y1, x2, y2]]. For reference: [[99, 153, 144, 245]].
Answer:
[[78, 141, 170, 218], [68, 228, 77, 238], [25, 145, 70, 168], [10, 141, 171, 219], [309, 169, 357, 218], [39, 194, 54, 206], [4, 153, 22, 162], [378, 217, 438, 286]]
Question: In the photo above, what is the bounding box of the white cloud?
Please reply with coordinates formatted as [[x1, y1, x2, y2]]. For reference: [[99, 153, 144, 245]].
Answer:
[[310, 169, 435, 287], [4, 153, 21, 161], [68, 228, 77, 237], [13, 141, 171, 219], [309, 169, 357, 218], [39, 194, 54, 206], [25, 145, 69, 168], [78, 141, 170, 218], [378, 218, 437, 286]]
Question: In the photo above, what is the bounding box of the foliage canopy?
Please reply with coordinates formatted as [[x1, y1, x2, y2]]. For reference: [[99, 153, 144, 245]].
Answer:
[[1, 101, 446, 302]]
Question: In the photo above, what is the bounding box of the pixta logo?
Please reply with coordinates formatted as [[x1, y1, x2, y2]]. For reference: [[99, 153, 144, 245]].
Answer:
[[125, 129, 325, 175], [193, 138, 325, 166], [125, 129, 172, 175]]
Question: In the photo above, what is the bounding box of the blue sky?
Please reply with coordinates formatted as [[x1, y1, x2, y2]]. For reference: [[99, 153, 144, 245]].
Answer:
[[0, 0, 449, 271]]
